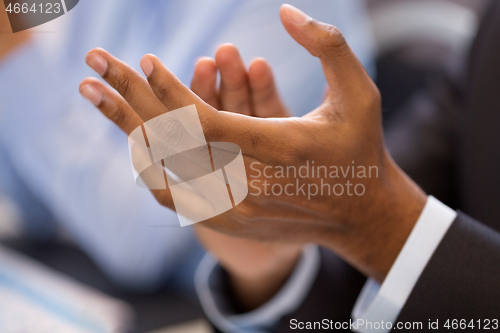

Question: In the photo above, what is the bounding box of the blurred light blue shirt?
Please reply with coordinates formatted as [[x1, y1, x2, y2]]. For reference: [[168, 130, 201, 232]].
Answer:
[[0, 0, 375, 290]]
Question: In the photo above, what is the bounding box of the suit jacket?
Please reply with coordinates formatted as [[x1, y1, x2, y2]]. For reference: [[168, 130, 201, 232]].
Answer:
[[272, 212, 500, 332], [396, 0, 500, 323], [212, 1, 500, 331], [278, 0, 500, 330]]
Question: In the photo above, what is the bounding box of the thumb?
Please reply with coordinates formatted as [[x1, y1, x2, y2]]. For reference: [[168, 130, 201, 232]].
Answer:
[[280, 4, 375, 107]]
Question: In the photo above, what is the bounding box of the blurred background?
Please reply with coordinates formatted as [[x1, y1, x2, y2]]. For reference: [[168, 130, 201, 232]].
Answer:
[[0, 0, 491, 332]]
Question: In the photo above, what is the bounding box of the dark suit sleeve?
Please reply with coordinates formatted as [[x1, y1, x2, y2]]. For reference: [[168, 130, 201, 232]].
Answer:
[[396, 212, 500, 323], [209, 213, 500, 332], [275, 214, 500, 331], [274, 248, 366, 332], [395, 0, 500, 324], [276, 213, 500, 331], [209, 248, 366, 333]]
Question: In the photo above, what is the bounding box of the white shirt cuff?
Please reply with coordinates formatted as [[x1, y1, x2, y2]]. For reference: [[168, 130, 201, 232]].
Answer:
[[194, 245, 320, 333], [352, 196, 457, 332]]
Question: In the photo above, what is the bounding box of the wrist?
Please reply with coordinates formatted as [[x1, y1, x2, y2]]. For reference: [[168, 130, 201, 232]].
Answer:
[[324, 153, 427, 283], [363, 155, 427, 281], [227, 243, 302, 312]]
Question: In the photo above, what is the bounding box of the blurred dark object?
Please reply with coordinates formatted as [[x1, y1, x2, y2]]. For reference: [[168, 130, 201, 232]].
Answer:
[[371, 0, 478, 118], [0, 238, 204, 333], [370, 0, 480, 208], [372, 0, 500, 227], [460, 0, 500, 228]]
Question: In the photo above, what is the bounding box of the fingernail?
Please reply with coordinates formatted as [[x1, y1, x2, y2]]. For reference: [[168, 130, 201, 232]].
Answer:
[[80, 84, 103, 106], [86, 53, 108, 76], [140, 56, 154, 77], [283, 4, 310, 25]]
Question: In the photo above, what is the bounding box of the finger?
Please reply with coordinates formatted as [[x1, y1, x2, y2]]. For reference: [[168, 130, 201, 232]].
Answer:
[[248, 58, 290, 118], [79, 77, 143, 135], [141, 53, 297, 163], [85, 48, 168, 122], [279, 5, 376, 107], [191, 57, 220, 109], [215, 43, 252, 115], [79, 78, 176, 210], [140, 54, 208, 112], [151, 189, 175, 211]]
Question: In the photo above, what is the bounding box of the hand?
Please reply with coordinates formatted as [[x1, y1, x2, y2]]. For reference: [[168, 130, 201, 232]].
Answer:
[[80, 5, 426, 282], [192, 44, 290, 118], [0, 1, 30, 61], [191, 44, 301, 311]]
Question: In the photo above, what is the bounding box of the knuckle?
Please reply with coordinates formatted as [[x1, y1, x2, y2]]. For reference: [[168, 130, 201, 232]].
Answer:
[[151, 77, 172, 102], [362, 87, 382, 110], [252, 83, 275, 105], [277, 141, 307, 165], [274, 125, 309, 165], [321, 25, 349, 57], [113, 70, 133, 98], [104, 98, 127, 126], [109, 106, 126, 127], [221, 77, 247, 93]]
